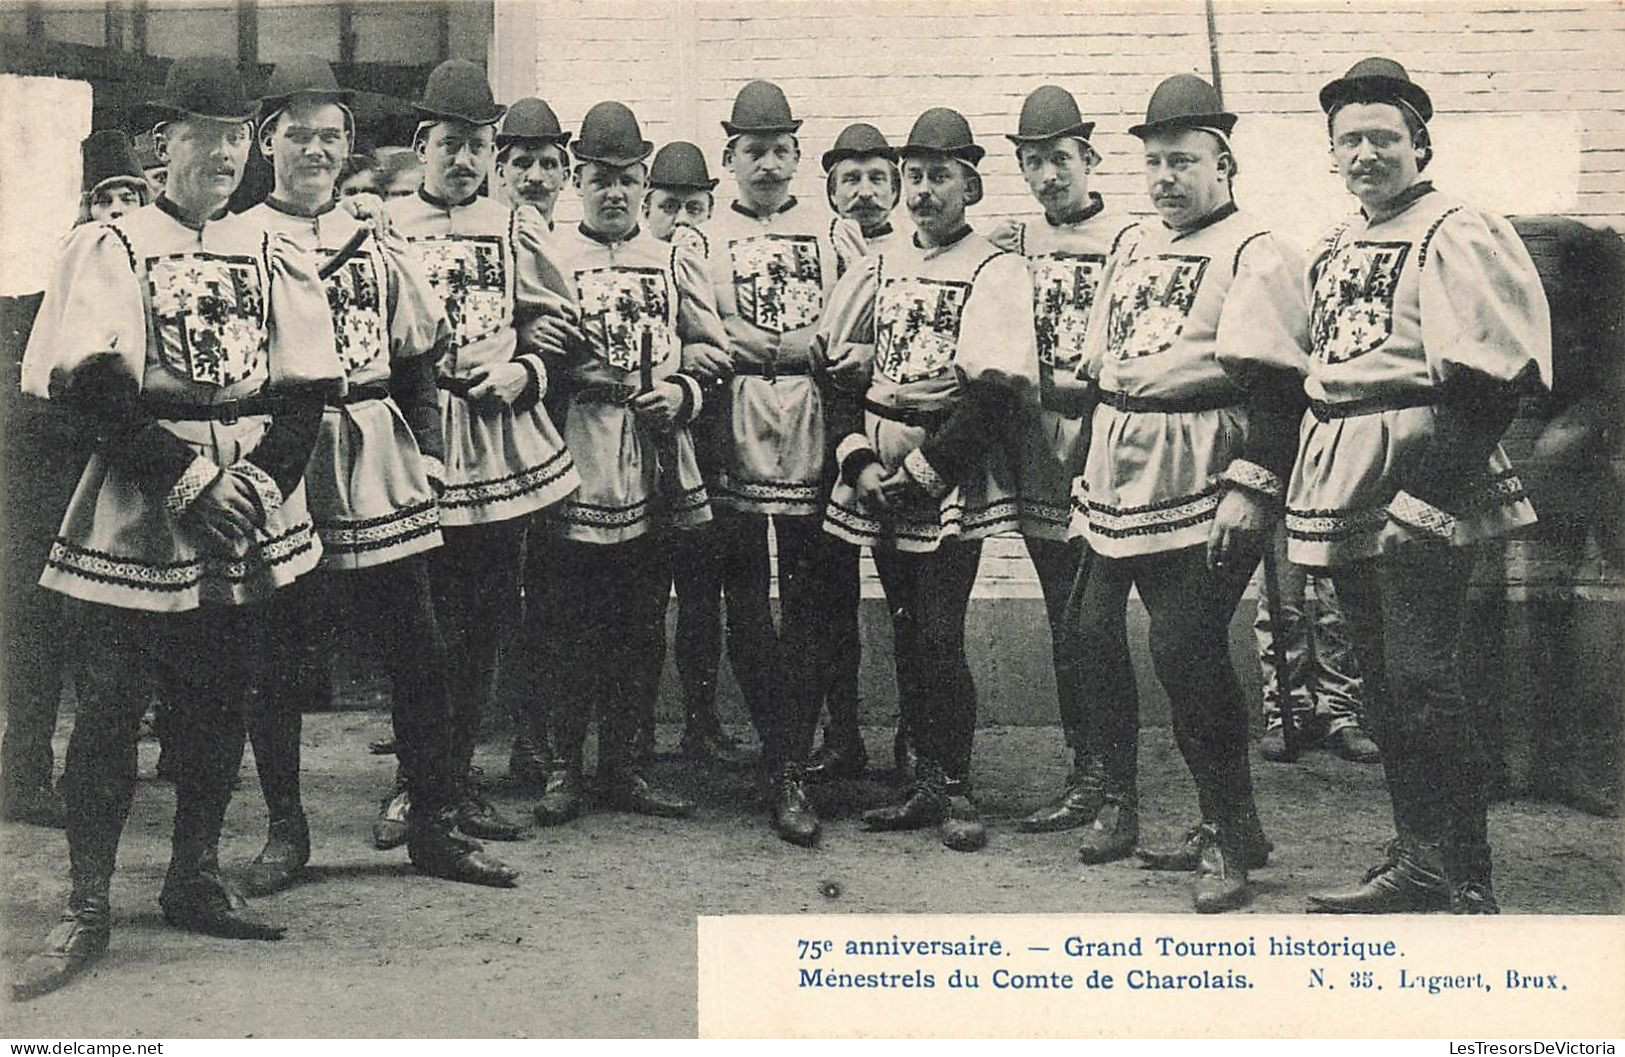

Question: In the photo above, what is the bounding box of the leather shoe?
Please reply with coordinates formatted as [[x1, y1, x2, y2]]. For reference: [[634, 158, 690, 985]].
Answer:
[[770, 767, 821, 847], [862, 782, 948, 832], [11, 898, 110, 1001], [1137, 815, 1273, 871], [508, 731, 551, 789], [681, 725, 754, 769], [1, 784, 67, 829], [1450, 881, 1500, 915], [1018, 781, 1105, 834], [1193, 828, 1251, 913], [159, 872, 285, 941], [601, 772, 695, 819], [241, 813, 311, 896], [804, 740, 868, 782], [940, 790, 987, 852], [409, 810, 520, 888], [372, 782, 411, 850], [1327, 725, 1382, 764], [1306, 841, 1450, 914], [453, 790, 527, 841], [533, 768, 584, 826], [1077, 799, 1138, 864]]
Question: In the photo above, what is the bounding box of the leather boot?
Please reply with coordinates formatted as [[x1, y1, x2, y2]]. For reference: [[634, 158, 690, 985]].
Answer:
[[1306, 838, 1450, 914], [863, 762, 949, 832], [770, 764, 820, 847], [1137, 810, 1273, 871], [408, 806, 520, 888], [804, 735, 869, 782], [160, 856, 285, 941], [241, 813, 311, 896], [452, 783, 527, 841], [11, 894, 111, 1001], [533, 766, 585, 827], [372, 778, 411, 850], [940, 780, 988, 852], [1019, 757, 1106, 833], [1192, 823, 1252, 913], [600, 770, 695, 819], [1077, 796, 1138, 865]]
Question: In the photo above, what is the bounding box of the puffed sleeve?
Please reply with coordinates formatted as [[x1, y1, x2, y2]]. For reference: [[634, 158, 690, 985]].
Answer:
[[815, 255, 883, 483], [670, 240, 729, 422], [380, 232, 450, 476], [1076, 225, 1140, 385], [20, 223, 147, 401], [510, 204, 574, 399], [1215, 230, 1311, 500], [264, 232, 344, 398], [905, 250, 1039, 498]]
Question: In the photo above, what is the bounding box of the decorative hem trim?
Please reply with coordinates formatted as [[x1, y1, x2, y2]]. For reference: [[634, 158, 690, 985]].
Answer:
[[1221, 459, 1284, 500], [1081, 483, 1222, 540], [903, 447, 950, 498], [317, 501, 441, 555], [164, 456, 221, 517], [438, 448, 578, 511], [1386, 489, 1458, 541], [232, 461, 285, 519], [44, 522, 316, 594]]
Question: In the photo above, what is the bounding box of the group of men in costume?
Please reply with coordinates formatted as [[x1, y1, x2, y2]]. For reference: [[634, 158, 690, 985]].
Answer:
[[6, 46, 1551, 1000]]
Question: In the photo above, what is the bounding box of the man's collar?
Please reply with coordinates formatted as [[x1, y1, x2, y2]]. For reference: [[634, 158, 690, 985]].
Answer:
[[579, 221, 640, 246], [155, 194, 229, 230], [861, 220, 894, 240], [1362, 180, 1436, 221], [264, 194, 336, 219], [1044, 191, 1104, 228], [913, 223, 973, 251], [418, 186, 480, 210], [731, 195, 799, 220], [1168, 199, 1238, 239]]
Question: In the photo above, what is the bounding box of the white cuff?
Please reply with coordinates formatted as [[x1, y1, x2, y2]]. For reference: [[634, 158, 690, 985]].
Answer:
[[1221, 459, 1285, 500], [231, 461, 285, 519], [903, 447, 950, 498], [519, 354, 549, 399], [420, 454, 446, 493], [163, 456, 223, 517], [674, 373, 704, 421], [836, 433, 876, 468], [1386, 489, 1457, 541]]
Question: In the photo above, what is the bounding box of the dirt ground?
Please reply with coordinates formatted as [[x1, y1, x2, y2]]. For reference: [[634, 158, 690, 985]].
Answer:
[[2, 715, 1621, 1039]]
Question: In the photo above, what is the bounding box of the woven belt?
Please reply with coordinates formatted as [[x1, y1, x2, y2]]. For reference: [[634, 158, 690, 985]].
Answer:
[[864, 398, 950, 431], [143, 395, 278, 423], [1310, 392, 1435, 422], [733, 359, 812, 380], [572, 382, 640, 405], [328, 383, 391, 407], [1096, 388, 1243, 414]]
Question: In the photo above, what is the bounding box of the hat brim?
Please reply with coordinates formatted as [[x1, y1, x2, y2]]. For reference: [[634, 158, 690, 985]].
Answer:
[[1318, 76, 1433, 122], [260, 89, 356, 113], [1006, 121, 1096, 146], [650, 178, 720, 192], [1127, 112, 1237, 140], [413, 103, 507, 126], [143, 101, 260, 127], [495, 131, 572, 150], [821, 147, 898, 173], [895, 144, 986, 167], [721, 120, 804, 137], [87, 174, 150, 196], [570, 140, 655, 167]]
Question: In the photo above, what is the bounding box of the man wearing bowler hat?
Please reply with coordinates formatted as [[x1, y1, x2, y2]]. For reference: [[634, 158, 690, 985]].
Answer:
[[237, 54, 519, 892], [990, 85, 1132, 836], [1068, 74, 1307, 912], [821, 107, 1039, 852], [706, 80, 851, 845], [1293, 59, 1550, 915], [494, 96, 571, 227], [11, 56, 344, 999], [823, 122, 905, 276], [381, 59, 581, 847], [526, 101, 723, 826]]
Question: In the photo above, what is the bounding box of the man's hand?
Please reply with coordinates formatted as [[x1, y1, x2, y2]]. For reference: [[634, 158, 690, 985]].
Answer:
[[337, 192, 394, 238], [465, 361, 532, 407], [823, 342, 870, 388], [682, 343, 734, 384], [1206, 487, 1274, 573], [879, 466, 929, 506], [853, 462, 891, 512], [985, 218, 1022, 253], [519, 313, 588, 359], [185, 472, 260, 555], [631, 380, 687, 430], [831, 217, 868, 266]]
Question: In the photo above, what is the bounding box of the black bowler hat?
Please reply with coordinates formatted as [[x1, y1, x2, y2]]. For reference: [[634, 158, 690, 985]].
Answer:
[[570, 101, 653, 167], [259, 53, 353, 115], [497, 97, 570, 149], [81, 131, 146, 194], [1319, 57, 1434, 123], [1007, 85, 1095, 146], [896, 108, 985, 167], [821, 123, 896, 173], [1128, 74, 1236, 140], [144, 56, 258, 125], [648, 142, 717, 191], [721, 80, 802, 137], [413, 60, 506, 126]]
